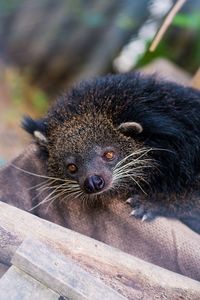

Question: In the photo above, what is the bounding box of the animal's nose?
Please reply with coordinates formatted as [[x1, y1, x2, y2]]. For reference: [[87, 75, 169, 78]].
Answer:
[[84, 175, 105, 193]]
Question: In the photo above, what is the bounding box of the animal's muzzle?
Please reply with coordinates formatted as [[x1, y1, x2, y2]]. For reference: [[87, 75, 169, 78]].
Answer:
[[84, 175, 105, 194]]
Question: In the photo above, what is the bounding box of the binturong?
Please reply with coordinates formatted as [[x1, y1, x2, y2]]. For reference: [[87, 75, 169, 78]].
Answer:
[[22, 73, 200, 233]]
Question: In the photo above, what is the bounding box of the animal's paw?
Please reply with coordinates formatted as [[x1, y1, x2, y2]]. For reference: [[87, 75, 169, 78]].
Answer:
[[126, 195, 157, 222]]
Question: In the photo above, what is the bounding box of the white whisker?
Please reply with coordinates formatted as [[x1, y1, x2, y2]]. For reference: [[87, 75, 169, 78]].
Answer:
[[111, 147, 157, 195], [45, 189, 70, 213], [27, 179, 55, 190], [114, 148, 152, 169], [11, 164, 77, 183]]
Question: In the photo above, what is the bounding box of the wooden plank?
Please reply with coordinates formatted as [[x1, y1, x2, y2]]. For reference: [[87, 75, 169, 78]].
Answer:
[[12, 238, 127, 300], [0, 266, 61, 300], [0, 202, 200, 299], [0, 263, 9, 278]]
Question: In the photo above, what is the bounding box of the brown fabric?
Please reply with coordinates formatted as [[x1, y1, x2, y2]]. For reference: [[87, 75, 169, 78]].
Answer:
[[0, 144, 200, 282]]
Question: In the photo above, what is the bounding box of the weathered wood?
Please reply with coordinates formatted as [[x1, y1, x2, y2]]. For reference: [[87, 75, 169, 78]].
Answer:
[[12, 238, 127, 300], [0, 266, 60, 300], [0, 202, 200, 299], [0, 263, 9, 278]]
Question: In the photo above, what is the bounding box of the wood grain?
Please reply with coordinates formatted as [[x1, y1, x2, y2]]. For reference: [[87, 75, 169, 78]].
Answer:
[[0, 201, 200, 299]]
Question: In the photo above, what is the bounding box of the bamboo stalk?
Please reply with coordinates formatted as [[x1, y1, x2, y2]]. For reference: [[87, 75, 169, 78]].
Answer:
[[149, 0, 187, 52]]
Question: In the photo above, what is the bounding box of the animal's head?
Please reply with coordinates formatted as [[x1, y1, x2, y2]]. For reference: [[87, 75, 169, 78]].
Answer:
[[22, 112, 151, 202]]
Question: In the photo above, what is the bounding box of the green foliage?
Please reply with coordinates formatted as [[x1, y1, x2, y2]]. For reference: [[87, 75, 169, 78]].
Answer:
[[136, 12, 200, 73], [5, 68, 49, 116], [136, 40, 170, 68], [32, 91, 48, 112], [173, 13, 200, 29]]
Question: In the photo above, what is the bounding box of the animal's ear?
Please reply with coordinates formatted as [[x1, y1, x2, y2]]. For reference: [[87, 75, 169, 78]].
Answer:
[[21, 116, 48, 145], [118, 122, 143, 135]]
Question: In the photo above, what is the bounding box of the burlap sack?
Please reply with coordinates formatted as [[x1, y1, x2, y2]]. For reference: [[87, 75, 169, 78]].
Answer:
[[0, 144, 200, 282]]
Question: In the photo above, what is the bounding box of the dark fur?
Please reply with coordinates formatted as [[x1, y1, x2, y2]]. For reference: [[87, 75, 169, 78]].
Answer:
[[22, 115, 47, 135], [23, 73, 200, 232]]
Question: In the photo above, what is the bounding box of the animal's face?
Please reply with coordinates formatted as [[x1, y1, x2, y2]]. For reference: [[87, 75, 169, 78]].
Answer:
[[23, 114, 150, 201], [59, 145, 122, 195]]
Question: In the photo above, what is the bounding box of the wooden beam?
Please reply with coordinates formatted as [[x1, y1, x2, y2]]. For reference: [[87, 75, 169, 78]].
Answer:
[[0, 266, 60, 300], [0, 202, 200, 299], [0, 263, 9, 278], [12, 238, 127, 300]]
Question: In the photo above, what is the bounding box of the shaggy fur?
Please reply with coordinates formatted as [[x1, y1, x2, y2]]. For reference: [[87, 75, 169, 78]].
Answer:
[[22, 73, 200, 232]]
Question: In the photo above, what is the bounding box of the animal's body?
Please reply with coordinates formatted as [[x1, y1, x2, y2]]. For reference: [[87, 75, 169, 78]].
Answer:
[[23, 73, 200, 232]]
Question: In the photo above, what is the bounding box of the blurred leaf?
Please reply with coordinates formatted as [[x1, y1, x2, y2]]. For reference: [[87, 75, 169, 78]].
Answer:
[[32, 91, 48, 112], [136, 40, 170, 68], [5, 67, 48, 116], [6, 69, 24, 106], [173, 13, 200, 29]]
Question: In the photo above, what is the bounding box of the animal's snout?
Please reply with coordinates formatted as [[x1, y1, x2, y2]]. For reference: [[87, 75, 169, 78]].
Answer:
[[84, 175, 105, 194]]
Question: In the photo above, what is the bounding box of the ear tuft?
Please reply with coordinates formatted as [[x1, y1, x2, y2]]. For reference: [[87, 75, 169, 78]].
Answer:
[[22, 115, 48, 144], [21, 116, 38, 135], [118, 122, 143, 135], [34, 131, 47, 143], [22, 115, 47, 134]]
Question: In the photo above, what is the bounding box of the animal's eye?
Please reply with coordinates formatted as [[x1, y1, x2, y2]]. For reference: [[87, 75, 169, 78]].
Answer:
[[103, 151, 115, 161], [67, 164, 78, 173]]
